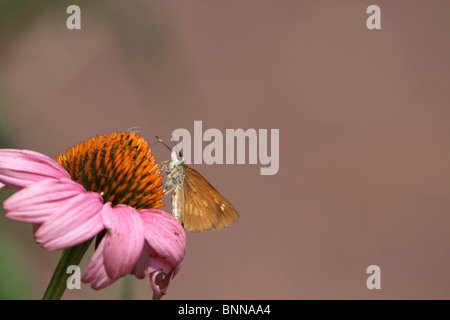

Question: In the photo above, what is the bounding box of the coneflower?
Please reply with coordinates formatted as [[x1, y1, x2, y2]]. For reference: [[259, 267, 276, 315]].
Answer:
[[0, 132, 186, 300]]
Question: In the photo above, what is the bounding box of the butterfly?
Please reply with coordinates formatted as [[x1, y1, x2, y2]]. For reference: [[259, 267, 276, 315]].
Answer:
[[158, 139, 239, 232]]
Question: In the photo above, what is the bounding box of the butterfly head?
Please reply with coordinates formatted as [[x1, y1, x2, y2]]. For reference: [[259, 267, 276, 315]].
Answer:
[[169, 148, 184, 171]]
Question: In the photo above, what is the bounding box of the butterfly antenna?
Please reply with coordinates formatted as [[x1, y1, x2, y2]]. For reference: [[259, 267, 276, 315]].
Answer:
[[154, 136, 173, 152]]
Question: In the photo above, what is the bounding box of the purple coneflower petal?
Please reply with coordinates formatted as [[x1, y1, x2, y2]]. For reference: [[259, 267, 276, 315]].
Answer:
[[82, 240, 117, 289], [32, 223, 41, 243], [101, 203, 145, 279], [150, 271, 166, 300], [35, 191, 104, 251], [132, 241, 150, 279], [0, 149, 70, 189], [140, 209, 186, 267], [32, 223, 41, 234], [4, 178, 86, 223], [148, 253, 177, 300]]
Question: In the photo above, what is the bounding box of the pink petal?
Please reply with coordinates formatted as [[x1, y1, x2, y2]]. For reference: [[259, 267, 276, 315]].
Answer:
[[34, 191, 104, 251], [140, 209, 186, 267], [148, 249, 174, 275], [32, 223, 41, 234], [82, 240, 117, 289], [132, 241, 150, 279], [4, 178, 85, 223], [0, 149, 70, 189], [101, 203, 145, 279], [148, 255, 177, 300], [32, 223, 41, 243], [150, 271, 166, 300]]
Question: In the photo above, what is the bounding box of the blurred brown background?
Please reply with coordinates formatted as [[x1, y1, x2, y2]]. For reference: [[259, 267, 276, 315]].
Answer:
[[0, 0, 449, 299]]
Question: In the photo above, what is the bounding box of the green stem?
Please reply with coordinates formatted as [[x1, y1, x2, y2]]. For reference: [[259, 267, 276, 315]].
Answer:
[[120, 275, 133, 300], [42, 238, 93, 300]]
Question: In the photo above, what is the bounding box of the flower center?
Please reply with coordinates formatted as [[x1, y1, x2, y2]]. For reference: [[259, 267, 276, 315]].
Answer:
[[57, 132, 163, 210]]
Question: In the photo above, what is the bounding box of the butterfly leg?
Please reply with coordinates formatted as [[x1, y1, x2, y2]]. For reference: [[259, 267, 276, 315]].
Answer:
[[162, 170, 177, 195], [163, 184, 176, 196], [157, 160, 169, 171]]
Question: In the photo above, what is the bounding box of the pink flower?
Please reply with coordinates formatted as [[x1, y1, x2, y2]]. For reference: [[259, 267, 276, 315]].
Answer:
[[0, 132, 186, 299]]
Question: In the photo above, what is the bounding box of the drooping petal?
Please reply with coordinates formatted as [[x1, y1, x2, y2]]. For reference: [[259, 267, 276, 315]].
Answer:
[[32, 223, 41, 243], [132, 241, 150, 279], [34, 191, 104, 251], [82, 239, 117, 289], [101, 203, 145, 279], [148, 252, 178, 300], [148, 250, 174, 275], [0, 149, 70, 189], [150, 270, 167, 300], [32, 223, 41, 234], [4, 178, 86, 223], [140, 209, 186, 267]]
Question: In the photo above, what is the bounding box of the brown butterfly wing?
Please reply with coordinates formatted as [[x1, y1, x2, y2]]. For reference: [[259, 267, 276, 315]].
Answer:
[[181, 165, 239, 232]]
